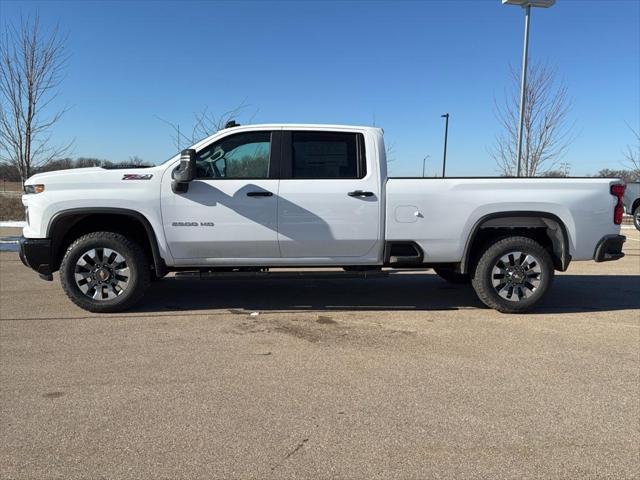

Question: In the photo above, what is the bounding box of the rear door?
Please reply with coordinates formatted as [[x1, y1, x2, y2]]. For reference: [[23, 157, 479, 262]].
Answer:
[[277, 129, 381, 261]]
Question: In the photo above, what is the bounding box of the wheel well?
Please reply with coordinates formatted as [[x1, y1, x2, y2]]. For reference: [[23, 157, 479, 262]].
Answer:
[[461, 214, 570, 274], [632, 198, 640, 213], [49, 211, 163, 275]]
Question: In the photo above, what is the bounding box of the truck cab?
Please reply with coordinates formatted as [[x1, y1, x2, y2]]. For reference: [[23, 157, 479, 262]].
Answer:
[[161, 125, 385, 266]]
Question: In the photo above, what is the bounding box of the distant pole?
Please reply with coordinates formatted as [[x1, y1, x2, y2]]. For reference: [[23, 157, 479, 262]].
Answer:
[[422, 155, 430, 177], [503, 0, 556, 176], [441, 113, 449, 178], [515, 5, 531, 177]]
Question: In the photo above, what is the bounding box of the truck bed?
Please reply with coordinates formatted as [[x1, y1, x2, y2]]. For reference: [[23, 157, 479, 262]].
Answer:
[[385, 177, 620, 262]]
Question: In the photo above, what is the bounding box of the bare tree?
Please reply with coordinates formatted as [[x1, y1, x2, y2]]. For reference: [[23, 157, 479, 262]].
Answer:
[[0, 16, 71, 183], [371, 112, 397, 164], [491, 62, 574, 177], [156, 101, 257, 151], [538, 161, 571, 178], [127, 155, 149, 166], [594, 168, 640, 183], [385, 141, 397, 164], [623, 122, 640, 175]]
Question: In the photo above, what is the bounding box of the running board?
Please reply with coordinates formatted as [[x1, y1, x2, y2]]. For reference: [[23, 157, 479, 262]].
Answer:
[[174, 270, 390, 280]]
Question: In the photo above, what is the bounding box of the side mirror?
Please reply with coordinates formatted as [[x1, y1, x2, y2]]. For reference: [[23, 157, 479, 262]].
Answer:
[[172, 149, 196, 193]]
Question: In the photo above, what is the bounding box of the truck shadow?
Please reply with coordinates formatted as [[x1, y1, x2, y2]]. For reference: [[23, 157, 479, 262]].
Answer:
[[135, 273, 640, 314]]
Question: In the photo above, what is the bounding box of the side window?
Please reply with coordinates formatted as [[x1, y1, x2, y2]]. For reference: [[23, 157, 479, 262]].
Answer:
[[196, 131, 271, 179], [291, 132, 365, 179]]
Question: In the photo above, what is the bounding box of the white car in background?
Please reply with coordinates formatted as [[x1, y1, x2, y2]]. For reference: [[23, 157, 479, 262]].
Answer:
[[623, 181, 640, 230]]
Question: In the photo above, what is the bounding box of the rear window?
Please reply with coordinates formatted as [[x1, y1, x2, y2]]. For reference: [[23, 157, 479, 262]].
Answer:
[[291, 132, 365, 179]]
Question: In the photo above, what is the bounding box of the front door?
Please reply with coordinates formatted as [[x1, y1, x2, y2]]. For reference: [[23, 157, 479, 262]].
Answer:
[[162, 130, 280, 262], [276, 130, 381, 261]]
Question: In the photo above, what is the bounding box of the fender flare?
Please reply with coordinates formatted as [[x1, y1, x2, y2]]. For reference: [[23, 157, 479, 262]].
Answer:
[[460, 211, 571, 274], [47, 207, 167, 276]]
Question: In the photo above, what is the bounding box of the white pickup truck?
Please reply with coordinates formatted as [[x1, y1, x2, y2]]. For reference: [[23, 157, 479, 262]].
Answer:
[[20, 123, 627, 313]]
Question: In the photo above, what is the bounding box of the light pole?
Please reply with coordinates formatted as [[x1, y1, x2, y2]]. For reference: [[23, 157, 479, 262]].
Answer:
[[422, 155, 430, 177], [441, 113, 449, 178], [502, 0, 555, 177]]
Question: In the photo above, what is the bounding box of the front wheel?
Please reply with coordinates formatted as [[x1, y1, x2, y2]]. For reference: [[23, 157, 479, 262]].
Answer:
[[60, 232, 151, 313], [633, 206, 640, 231], [471, 236, 554, 313]]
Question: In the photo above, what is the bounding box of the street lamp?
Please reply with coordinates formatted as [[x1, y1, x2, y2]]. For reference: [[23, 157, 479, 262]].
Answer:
[[422, 155, 430, 177], [502, 0, 555, 177], [441, 113, 449, 178]]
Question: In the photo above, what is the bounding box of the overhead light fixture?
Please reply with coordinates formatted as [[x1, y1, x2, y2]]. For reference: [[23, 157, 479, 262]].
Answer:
[[502, 0, 555, 8]]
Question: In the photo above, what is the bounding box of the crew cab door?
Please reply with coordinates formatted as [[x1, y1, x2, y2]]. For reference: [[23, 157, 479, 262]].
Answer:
[[276, 130, 381, 261], [161, 130, 280, 262]]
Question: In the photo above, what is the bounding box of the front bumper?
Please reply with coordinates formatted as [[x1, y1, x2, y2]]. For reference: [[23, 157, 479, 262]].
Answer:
[[19, 237, 54, 280], [593, 234, 625, 262]]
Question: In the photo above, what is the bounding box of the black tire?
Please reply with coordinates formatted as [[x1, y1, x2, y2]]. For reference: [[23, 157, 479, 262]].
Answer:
[[471, 236, 554, 313], [433, 267, 470, 284], [633, 206, 640, 231], [60, 231, 151, 313]]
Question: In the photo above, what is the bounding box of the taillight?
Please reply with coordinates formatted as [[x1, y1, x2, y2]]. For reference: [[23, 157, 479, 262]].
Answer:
[[610, 184, 626, 225]]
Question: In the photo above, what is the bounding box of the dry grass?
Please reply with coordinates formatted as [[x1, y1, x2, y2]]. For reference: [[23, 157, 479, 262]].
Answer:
[[0, 194, 24, 221], [0, 181, 22, 192]]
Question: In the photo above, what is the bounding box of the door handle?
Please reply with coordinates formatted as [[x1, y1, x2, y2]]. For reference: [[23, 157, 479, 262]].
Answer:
[[246, 191, 273, 197], [348, 190, 374, 197]]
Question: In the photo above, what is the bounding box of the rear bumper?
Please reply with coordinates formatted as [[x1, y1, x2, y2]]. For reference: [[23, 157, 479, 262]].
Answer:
[[19, 237, 54, 280], [593, 234, 625, 262]]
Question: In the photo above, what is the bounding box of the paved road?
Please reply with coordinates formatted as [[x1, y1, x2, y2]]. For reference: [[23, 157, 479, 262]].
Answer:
[[1, 230, 639, 479]]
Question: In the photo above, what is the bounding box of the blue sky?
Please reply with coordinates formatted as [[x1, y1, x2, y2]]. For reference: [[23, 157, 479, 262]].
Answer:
[[1, 0, 639, 176]]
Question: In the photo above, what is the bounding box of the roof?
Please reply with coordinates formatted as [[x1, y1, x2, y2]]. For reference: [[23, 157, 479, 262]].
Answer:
[[223, 123, 382, 132]]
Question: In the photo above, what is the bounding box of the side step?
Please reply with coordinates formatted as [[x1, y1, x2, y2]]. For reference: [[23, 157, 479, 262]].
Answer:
[[384, 241, 424, 267], [174, 269, 390, 280]]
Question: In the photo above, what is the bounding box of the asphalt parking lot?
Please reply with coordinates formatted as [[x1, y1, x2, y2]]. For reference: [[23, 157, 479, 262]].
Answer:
[[1, 229, 639, 479]]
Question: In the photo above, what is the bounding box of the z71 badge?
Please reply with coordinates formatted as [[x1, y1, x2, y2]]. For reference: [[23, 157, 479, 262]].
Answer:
[[122, 174, 153, 180]]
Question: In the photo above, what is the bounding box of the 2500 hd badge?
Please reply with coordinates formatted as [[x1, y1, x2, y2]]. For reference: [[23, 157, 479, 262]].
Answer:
[[172, 222, 215, 227]]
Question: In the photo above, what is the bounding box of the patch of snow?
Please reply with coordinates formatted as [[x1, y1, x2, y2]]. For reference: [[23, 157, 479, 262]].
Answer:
[[0, 221, 26, 228]]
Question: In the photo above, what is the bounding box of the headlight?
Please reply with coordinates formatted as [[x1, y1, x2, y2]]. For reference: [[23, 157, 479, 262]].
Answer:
[[24, 184, 45, 194]]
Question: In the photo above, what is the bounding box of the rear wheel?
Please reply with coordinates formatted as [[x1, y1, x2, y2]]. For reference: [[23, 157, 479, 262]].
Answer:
[[633, 206, 640, 231], [471, 236, 554, 313], [433, 267, 470, 284], [60, 232, 150, 313]]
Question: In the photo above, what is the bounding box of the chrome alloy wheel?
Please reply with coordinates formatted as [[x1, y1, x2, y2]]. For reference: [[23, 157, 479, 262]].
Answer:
[[490, 251, 542, 302], [74, 248, 130, 300]]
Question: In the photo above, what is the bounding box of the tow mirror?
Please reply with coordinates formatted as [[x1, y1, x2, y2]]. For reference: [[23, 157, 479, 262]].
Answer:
[[172, 149, 196, 193]]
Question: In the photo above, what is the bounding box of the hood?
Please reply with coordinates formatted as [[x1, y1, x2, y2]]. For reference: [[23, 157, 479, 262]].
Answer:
[[23, 165, 165, 191], [26, 167, 104, 184]]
